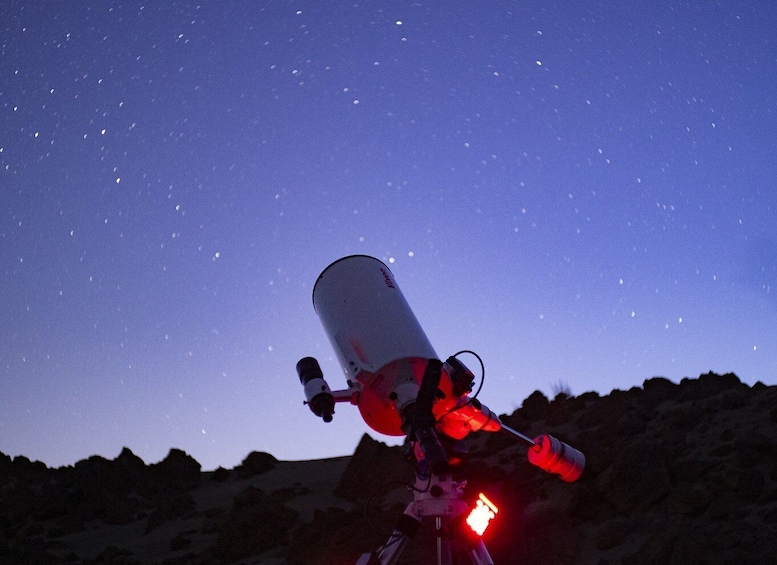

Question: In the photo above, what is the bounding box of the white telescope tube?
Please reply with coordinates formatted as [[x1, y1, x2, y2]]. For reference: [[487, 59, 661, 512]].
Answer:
[[312, 255, 438, 436]]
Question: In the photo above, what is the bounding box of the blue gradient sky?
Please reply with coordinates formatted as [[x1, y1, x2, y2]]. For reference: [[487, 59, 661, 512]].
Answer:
[[2, 1, 775, 470]]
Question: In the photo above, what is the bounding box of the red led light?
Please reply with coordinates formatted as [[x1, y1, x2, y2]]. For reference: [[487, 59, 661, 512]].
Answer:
[[466, 493, 498, 537]]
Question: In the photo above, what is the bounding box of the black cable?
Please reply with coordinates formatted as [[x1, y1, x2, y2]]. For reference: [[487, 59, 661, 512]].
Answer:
[[452, 349, 485, 399], [433, 350, 486, 425]]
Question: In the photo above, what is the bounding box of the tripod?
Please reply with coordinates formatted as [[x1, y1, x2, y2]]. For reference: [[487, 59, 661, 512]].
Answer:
[[356, 469, 496, 565]]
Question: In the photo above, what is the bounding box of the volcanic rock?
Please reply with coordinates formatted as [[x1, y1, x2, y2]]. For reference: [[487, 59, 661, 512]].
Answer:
[[1, 372, 776, 564]]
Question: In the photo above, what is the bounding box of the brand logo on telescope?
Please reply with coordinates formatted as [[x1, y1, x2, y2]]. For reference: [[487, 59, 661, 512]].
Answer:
[[380, 268, 395, 289]]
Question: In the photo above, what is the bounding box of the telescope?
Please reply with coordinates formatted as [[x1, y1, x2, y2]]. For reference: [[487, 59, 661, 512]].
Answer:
[[296, 255, 585, 564]]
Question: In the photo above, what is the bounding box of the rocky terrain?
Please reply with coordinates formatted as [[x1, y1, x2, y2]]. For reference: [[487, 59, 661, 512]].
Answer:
[[2, 371, 776, 564]]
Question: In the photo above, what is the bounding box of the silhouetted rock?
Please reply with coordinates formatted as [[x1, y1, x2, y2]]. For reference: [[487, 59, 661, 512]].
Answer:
[[2, 372, 776, 564], [67, 453, 144, 525], [642, 375, 678, 405], [212, 485, 298, 562], [211, 466, 230, 482], [150, 449, 201, 491], [521, 390, 550, 421], [234, 450, 277, 479], [286, 506, 394, 565], [12, 455, 49, 478], [0, 451, 13, 476], [169, 532, 191, 551], [597, 440, 672, 512], [334, 433, 412, 501], [114, 447, 149, 491], [84, 545, 141, 565]]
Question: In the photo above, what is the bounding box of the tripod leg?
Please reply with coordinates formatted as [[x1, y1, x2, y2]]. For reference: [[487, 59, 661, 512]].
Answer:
[[469, 540, 495, 565], [357, 513, 422, 565], [435, 517, 452, 565]]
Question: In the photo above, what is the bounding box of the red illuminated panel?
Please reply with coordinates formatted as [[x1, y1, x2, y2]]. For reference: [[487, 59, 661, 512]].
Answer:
[[466, 493, 499, 537]]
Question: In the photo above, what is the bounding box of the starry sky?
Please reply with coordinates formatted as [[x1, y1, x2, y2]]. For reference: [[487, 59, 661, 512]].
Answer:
[[2, 1, 775, 471]]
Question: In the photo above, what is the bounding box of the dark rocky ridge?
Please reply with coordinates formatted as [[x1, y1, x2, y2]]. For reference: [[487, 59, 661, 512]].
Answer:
[[2, 371, 776, 564]]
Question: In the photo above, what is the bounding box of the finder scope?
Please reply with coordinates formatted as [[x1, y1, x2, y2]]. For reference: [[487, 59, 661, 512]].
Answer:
[[296, 357, 335, 423]]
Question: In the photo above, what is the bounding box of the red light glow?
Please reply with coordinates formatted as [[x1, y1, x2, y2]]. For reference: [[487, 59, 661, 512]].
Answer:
[[466, 493, 499, 537]]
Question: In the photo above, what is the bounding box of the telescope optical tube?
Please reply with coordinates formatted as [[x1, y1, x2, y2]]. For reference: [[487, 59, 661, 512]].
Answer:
[[311, 255, 439, 436]]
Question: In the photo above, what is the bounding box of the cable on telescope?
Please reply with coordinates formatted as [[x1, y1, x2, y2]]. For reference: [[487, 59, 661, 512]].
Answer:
[[452, 349, 485, 400], [433, 349, 486, 425]]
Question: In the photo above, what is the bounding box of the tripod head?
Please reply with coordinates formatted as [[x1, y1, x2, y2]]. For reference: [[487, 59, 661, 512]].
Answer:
[[296, 255, 585, 483]]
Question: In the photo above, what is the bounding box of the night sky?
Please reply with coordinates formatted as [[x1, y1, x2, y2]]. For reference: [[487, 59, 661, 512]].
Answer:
[[2, 1, 775, 471]]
